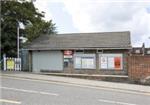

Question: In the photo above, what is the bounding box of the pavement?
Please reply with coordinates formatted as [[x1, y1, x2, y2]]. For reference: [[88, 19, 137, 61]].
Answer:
[[1, 71, 150, 94]]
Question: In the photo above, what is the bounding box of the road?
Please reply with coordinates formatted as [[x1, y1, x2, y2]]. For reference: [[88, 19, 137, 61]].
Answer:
[[1, 76, 150, 105]]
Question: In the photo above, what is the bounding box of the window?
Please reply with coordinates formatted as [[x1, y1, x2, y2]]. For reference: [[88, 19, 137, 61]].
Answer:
[[84, 50, 96, 54], [74, 57, 81, 68], [81, 57, 95, 69], [74, 54, 96, 69], [97, 50, 103, 53], [147, 50, 150, 54], [75, 50, 84, 53], [99, 54, 123, 70], [64, 58, 69, 68], [135, 49, 140, 54]]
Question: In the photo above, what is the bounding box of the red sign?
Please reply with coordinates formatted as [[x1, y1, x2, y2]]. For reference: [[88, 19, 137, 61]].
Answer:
[[64, 50, 73, 55], [114, 57, 121, 70]]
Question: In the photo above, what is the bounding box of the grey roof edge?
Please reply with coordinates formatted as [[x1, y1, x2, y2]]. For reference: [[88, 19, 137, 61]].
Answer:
[[23, 47, 132, 51], [56, 31, 130, 36], [27, 31, 130, 38]]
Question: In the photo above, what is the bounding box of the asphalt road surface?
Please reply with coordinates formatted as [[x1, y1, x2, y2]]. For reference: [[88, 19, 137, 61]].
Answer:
[[1, 76, 150, 105]]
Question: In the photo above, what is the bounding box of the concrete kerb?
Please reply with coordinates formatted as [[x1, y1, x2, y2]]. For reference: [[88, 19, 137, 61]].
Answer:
[[40, 73, 130, 83], [1, 73, 150, 94], [41, 72, 129, 78]]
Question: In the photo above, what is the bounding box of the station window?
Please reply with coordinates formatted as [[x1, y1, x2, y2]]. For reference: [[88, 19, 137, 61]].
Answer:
[[74, 54, 96, 69], [99, 54, 123, 70]]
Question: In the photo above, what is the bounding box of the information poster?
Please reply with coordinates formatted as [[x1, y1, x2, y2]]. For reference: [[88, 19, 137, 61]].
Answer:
[[7, 59, 15, 70], [100, 57, 108, 69], [114, 57, 121, 70]]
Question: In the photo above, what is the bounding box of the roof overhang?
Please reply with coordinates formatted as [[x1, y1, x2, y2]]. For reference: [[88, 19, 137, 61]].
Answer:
[[23, 47, 132, 51]]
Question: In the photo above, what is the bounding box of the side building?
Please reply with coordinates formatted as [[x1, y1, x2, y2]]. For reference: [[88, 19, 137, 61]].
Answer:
[[25, 31, 131, 75], [130, 43, 150, 56]]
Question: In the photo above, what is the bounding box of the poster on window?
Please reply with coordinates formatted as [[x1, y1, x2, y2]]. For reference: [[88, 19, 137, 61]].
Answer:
[[100, 57, 107, 69], [81, 57, 95, 69], [74, 57, 81, 69], [114, 57, 121, 70]]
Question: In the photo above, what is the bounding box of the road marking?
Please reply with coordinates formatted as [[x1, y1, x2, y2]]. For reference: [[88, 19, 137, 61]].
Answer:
[[98, 99, 137, 105], [0, 99, 21, 104], [39, 91, 59, 96], [1, 76, 150, 96], [0, 86, 59, 96]]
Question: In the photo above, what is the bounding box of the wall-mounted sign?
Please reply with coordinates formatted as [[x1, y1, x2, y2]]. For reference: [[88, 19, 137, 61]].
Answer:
[[64, 50, 73, 55], [64, 50, 73, 58], [64, 55, 73, 58], [6, 59, 15, 70]]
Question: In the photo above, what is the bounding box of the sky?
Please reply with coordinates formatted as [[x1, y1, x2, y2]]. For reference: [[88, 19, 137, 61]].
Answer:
[[34, 0, 150, 47]]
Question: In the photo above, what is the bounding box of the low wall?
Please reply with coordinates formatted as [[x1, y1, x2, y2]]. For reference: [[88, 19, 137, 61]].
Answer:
[[128, 56, 150, 84]]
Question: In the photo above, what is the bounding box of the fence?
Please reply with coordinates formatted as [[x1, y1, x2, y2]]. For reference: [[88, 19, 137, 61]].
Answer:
[[3, 57, 21, 71]]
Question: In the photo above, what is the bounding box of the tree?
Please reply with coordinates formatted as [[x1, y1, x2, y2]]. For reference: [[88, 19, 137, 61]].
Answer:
[[25, 18, 56, 42], [1, 0, 56, 57]]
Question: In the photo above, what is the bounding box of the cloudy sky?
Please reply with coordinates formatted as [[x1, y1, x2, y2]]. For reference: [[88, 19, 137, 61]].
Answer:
[[34, 0, 150, 47]]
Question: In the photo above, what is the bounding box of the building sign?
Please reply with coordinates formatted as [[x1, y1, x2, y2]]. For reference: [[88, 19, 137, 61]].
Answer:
[[99, 54, 122, 70], [64, 50, 73, 55], [64, 50, 73, 58], [64, 55, 73, 58], [6, 59, 15, 70]]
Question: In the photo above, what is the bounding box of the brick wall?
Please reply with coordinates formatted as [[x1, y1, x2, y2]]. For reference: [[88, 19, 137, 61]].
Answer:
[[128, 56, 150, 81]]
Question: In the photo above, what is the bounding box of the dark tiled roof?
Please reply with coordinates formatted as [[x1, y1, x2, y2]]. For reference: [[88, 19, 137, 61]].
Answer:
[[26, 31, 131, 50]]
